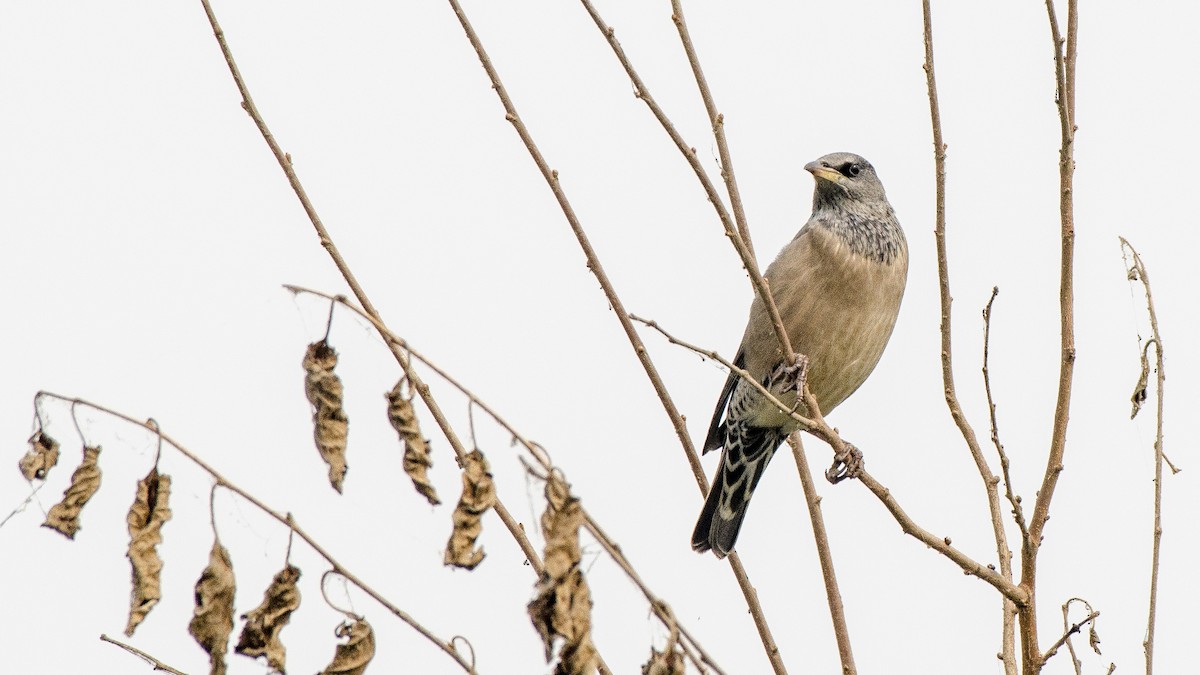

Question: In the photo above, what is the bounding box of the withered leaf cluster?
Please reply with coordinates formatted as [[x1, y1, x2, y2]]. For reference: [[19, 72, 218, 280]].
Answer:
[[189, 539, 237, 675], [42, 446, 103, 539], [386, 380, 440, 505], [304, 340, 349, 493], [319, 619, 376, 675], [527, 473, 598, 674], [444, 449, 496, 570], [236, 564, 302, 673], [19, 430, 59, 481], [125, 467, 173, 636]]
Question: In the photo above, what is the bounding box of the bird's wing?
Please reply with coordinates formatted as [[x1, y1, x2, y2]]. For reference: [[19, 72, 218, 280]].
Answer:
[[702, 348, 745, 454]]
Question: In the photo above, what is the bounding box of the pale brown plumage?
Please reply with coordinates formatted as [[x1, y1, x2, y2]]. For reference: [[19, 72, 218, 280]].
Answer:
[[693, 152, 908, 557]]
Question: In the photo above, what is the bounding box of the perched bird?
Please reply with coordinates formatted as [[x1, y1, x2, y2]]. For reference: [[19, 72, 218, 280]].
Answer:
[[692, 152, 908, 557]]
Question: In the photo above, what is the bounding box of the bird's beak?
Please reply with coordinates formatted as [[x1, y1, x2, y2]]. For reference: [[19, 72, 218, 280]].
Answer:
[[805, 160, 842, 184]]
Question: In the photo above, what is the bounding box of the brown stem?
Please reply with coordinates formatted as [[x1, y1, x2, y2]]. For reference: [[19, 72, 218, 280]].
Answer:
[[1021, 2, 1078, 673], [440, 1, 788, 671], [982, 287, 1021, 675], [195, 0, 545, 582], [787, 434, 856, 674], [287, 285, 720, 671], [1120, 237, 1168, 675], [667, 0, 754, 261], [920, 4, 1018, 652], [632, 314, 1029, 606], [46, 393, 477, 673], [99, 634, 188, 675], [579, 0, 793, 367]]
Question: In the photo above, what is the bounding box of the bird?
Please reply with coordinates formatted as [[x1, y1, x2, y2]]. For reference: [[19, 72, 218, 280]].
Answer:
[[692, 152, 908, 557]]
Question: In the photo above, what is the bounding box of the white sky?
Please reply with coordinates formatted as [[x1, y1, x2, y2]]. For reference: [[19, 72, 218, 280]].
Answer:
[[3, 1, 1197, 674]]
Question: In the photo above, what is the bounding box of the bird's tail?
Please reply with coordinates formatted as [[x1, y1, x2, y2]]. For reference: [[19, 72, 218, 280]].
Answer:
[[691, 423, 786, 557]]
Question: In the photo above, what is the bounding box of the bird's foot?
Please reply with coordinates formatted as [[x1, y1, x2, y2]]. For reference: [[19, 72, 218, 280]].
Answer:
[[825, 442, 863, 484], [767, 353, 810, 398]]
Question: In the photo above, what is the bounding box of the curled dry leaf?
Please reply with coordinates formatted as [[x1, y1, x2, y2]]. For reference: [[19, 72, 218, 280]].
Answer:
[[1130, 342, 1151, 419], [304, 340, 349, 493], [443, 449, 496, 570], [527, 472, 599, 674], [235, 564, 302, 673], [319, 618, 375, 675], [42, 446, 102, 539], [189, 539, 237, 675], [125, 468, 173, 636], [19, 430, 60, 481], [641, 647, 686, 675], [386, 381, 440, 505]]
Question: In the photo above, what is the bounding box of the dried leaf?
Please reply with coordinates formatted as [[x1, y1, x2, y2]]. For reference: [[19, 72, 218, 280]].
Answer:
[[319, 619, 375, 675], [386, 381, 440, 505], [42, 446, 102, 539], [189, 539, 237, 675], [304, 340, 349, 493], [527, 473, 598, 674], [641, 647, 686, 675], [1130, 343, 1151, 419], [443, 449, 495, 570], [125, 468, 173, 636], [19, 430, 60, 481], [236, 564, 302, 673]]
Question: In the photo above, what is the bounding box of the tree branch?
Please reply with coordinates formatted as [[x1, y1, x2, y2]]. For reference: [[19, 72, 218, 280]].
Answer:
[[440, 1, 788, 671], [42, 393, 477, 673], [1020, 2, 1078, 671], [99, 634, 188, 675], [1120, 237, 1170, 675]]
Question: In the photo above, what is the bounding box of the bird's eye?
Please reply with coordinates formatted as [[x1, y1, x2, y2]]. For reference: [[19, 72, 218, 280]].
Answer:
[[843, 163, 862, 178]]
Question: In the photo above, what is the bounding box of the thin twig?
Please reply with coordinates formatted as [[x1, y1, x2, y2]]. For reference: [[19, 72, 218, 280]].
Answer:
[[982, 288, 1029, 545], [42, 392, 477, 674], [100, 634, 188, 675], [981, 287, 1022, 675], [786, 434, 856, 674], [921, 5, 1018, 671], [576, 0, 792, 362], [583, 516, 728, 675], [439, 2, 787, 671], [288, 285, 721, 672], [667, 0, 754, 261], [1120, 237, 1169, 675], [196, 0, 544, 582], [631, 314, 1029, 605], [1043, 607, 1100, 664], [1022, 2, 1079, 672]]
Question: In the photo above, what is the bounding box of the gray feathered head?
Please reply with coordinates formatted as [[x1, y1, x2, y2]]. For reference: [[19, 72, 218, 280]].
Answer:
[[805, 152, 887, 203]]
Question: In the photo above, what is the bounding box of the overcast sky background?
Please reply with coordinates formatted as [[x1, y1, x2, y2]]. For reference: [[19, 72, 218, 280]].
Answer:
[[3, 1, 1197, 673]]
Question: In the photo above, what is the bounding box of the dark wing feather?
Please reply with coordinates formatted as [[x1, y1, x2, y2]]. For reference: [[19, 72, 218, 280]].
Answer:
[[702, 349, 745, 454]]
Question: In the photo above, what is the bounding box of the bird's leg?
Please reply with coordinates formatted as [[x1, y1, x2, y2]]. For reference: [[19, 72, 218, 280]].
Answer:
[[825, 443, 863, 484]]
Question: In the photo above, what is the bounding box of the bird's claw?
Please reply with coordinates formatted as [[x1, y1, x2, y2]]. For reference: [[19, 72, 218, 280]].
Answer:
[[767, 353, 810, 397], [825, 442, 863, 484]]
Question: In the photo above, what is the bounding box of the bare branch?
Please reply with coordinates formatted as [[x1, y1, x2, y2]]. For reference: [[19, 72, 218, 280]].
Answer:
[[1120, 237, 1170, 675], [1021, 2, 1079, 672], [786, 434, 856, 673], [1043, 605, 1100, 665], [981, 287, 1021, 675], [920, 9, 1018, 670], [667, 0, 755, 260], [99, 634, 188, 675], [196, 0, 544, 582], [439, 1, 788, 669]]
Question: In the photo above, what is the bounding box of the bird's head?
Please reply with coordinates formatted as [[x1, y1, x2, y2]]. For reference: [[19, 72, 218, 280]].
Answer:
[[805, 152, 886, 203]]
